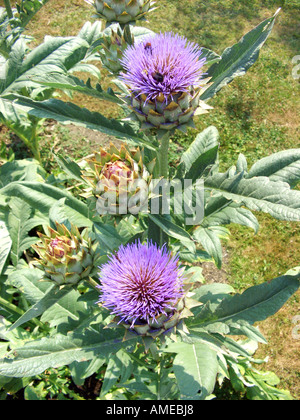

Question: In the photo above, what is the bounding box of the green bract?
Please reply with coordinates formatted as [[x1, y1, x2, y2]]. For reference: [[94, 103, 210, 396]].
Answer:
[[99, 25, 134, 74], [106, 292, 201, 348], [32, 222, 96, 286], [82, 143, 155, 215], [86, 0, 155, 24], [127, 82, 213, 132]]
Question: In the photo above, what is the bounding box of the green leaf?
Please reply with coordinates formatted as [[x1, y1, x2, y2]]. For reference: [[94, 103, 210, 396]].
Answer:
[[178, 126, 219, 181], [164, 342, 218, 400], [0, 159, 46, 188], [100, 349, 134, 397], [205, 171, 300, 221], [93, 222, 123, 252], [201, 9, 280, 100], [191, 283, 235, 305], [202, 205, 259, 234], [77, 21, 103, 46], [7, 197, 38, 266], [7, 267, 87, 328], [31, 73, 123, 104], [7, 267, 47, 304], [0, 21, 102, 158], [188, 274, 300, 330], [0, 181, 92, 228], [12, 0, 50, 29], [245, 369, 293, 400], [70, 357, 106, 387], [200, 48, 221, 66], [0, 328, 136, 378], [247, 149, 300, 188], [193, 226, 229, 269], [148, 214, 196, 253], [0, 98, 42, 157], [49, 198, 71, 230], [0, 221, 11, 274], [1, 36, 87, 93], [8, 284, 72, 331], [10, 95, 156, 150], [52, 154, 84, 183]]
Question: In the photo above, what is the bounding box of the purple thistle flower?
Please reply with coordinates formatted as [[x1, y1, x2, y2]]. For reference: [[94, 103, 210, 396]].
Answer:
[[120, 32, 206, 102], [98, 241, 185, 327]]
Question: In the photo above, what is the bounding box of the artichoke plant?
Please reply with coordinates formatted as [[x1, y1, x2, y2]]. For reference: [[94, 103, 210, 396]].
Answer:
[[82, 143, 155, 216], [32, 222, 96, 286], [98, 241, 199, 345], [120, 32, 212, 132], [86, 0, 155, 24]]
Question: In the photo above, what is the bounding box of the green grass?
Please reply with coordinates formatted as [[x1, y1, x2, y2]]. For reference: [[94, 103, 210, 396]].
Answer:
[[0, 0, 299, 399]]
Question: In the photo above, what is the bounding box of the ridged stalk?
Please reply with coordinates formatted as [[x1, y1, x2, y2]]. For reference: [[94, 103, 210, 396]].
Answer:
[[4, 0, 13, 19], [148, 132, 170, 248]]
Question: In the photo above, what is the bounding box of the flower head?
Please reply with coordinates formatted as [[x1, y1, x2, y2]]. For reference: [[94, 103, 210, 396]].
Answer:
[[120, 32, 206, 103], [32, 222, 97, 286], [81, 143, 154, 216], [86, 0, 155, 24], [119, 32, 210, 131], [98, 241, 185, 327]]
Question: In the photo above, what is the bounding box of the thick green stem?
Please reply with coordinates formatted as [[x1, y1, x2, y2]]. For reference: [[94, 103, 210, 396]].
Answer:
[[87, 276, 100, 292], [149, 342, 160, 362], [4, 0, 13, 20], [158, 132, 170, 179], [158, 132, 171, 248], [147, 131, 171, 247], [29, 120, 42, 163]]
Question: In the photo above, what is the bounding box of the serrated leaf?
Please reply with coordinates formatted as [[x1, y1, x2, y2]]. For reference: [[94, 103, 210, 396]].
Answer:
[[0, 328, 136, 378], [1, 36, 87, 94], [52, 154, 84, 183], [188, 274, 300, 331], [201, 9, 280, 100], [200, 48, 221, 66], [178, 126, 219, 181], [12, 0, 50, 29], [203, 205, 259, 233], [7, 267, 47, 304], [70, 356, 106, 387], [49, 198, 71, 231], [193, 226, 227, 269], [7, 267, 87, 328], [7, 197, 38, 266], [205, 172, 300, 221], [247, 149, 300, 188], [8, 284, 72, 331], [31, 73, 123, 104], [9, 95, 156, 150], [191, 283, 235, 305], [0, 181, 92, 228], [100, 349, 134, 397], [148, 214, 196, 253], [164, 342, 218, 400], [0, 159, 46, 188]]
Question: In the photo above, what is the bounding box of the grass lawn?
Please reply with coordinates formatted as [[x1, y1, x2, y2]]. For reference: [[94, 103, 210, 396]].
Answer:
[[0, 0, 299, 399]]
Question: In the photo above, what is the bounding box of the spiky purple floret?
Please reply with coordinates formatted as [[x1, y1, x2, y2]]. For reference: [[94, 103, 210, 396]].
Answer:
[[98, 241, 184, 327], [120, 32, 206, 102]]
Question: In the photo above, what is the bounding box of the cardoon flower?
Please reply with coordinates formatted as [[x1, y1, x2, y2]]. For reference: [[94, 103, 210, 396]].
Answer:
[[98, 241, 196, 340], [120, 32, 211, 131]]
